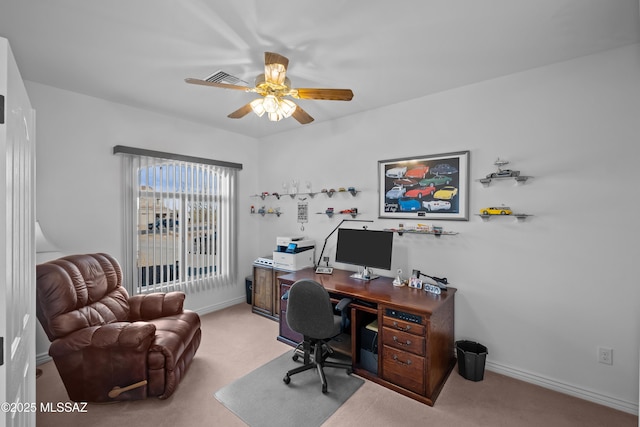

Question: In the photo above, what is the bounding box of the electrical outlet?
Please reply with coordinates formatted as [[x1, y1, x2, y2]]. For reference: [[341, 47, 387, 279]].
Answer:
[[598, 347, 613, 365]]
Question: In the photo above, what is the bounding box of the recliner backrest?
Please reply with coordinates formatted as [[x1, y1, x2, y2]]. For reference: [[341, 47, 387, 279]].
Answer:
[[36, 253, 131, 341], [286, 279, 337, 339]]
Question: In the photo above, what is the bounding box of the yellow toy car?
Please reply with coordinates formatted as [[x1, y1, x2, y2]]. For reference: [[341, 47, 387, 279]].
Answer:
[[480, 207, 512, 215]]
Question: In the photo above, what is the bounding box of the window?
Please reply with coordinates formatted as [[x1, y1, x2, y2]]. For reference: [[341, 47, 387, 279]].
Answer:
[[115, 146, 242, 294]]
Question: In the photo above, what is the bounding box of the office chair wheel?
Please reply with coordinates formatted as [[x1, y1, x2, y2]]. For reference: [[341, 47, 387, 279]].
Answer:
[[283, 374, 291, 385], [292, 354, 299, 361], [346, 368, 353, 375]]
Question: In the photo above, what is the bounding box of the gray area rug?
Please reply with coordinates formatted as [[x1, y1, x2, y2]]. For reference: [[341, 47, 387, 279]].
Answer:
[[214, 350, 364, 427]]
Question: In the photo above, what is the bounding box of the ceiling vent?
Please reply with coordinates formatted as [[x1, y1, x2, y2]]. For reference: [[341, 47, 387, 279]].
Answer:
[[204, 70, 249, 87]]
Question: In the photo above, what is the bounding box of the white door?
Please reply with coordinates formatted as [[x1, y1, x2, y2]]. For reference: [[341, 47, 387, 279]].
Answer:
[[0, 38, 36, 427]]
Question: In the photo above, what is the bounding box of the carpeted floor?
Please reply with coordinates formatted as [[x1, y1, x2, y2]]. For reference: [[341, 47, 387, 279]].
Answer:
[[35, 303, 638, 427]]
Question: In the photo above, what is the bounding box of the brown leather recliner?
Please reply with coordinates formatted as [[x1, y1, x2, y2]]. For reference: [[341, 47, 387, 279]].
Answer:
[[36, 253, 202, 402]]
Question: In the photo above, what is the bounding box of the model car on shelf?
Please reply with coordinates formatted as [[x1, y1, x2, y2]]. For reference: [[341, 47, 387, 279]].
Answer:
[[430, 163, 458, 175], [419, 175, 452, 187], [398, 197, 421, 212], [434, 186, 458, 200], [385, 166, 407, 178], [422, 200, 451, 211], [486, 169, 520, 178], [405, 186, 436, 199], [405, 165, 430, 179], [385, 185, 406, 199], [480, 207, 512, 215], [339, 208, 358, 214]]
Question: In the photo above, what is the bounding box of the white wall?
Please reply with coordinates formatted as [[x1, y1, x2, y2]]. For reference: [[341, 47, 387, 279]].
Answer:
[[257, 44, 640, 413]]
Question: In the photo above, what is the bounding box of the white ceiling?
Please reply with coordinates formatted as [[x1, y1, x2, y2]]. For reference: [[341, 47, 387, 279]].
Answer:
[[1, 1, 639, 139]]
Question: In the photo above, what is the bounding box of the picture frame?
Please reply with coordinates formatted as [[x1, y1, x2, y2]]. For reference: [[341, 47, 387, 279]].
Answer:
[[378, 151, 470, 220]]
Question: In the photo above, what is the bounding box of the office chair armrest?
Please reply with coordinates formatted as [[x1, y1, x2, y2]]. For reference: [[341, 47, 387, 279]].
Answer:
[[335, 297, 353, 312]]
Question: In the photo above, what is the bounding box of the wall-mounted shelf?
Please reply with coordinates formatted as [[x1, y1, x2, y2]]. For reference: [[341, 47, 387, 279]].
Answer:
[[477, 175, 532, 186], [252, 207, 282, 217], [250, 187, 359, 200], [322, 188, 359, 197], [384, 228, 458, 237], [476, 213, 532, 221], [318, 209, 360, 218], [477, 158, 532, 186]]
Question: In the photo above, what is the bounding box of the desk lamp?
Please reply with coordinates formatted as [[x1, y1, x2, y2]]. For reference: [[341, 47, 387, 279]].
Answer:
[[315, 219, 373, 269]]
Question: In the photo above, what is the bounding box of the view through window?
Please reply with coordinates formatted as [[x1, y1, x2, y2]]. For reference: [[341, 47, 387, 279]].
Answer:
[[116, 146, 240, 294]]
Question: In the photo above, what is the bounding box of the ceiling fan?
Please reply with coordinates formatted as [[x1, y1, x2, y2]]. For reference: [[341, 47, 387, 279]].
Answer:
[[185, 52, 353, 124]]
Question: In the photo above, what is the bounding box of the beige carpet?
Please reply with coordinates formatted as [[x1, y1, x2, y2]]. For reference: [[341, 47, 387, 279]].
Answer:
[[36, 303, 637, 427]]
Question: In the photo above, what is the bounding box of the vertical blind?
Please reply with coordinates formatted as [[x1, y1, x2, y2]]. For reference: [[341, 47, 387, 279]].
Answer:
[[115, 146, 241, 295]]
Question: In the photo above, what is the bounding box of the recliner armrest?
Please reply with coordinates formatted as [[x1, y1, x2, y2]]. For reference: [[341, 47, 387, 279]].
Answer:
[[128, 291, 186, 321], [49, 321, 156, 358]]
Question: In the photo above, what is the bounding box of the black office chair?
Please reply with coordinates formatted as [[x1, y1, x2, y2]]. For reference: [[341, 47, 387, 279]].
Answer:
[[282, 279, 353, 393]]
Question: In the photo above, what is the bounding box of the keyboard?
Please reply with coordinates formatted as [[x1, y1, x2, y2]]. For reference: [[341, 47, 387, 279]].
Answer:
[[315, 266, 333, 274]]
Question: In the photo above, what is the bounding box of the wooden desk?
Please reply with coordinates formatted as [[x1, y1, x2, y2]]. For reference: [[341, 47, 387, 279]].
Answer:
[[277, 267, 456, 406]]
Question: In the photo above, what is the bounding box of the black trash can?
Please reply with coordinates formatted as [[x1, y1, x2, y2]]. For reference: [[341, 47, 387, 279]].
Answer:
[[456, 340, 487, 381], [245, 275, 253, 304]]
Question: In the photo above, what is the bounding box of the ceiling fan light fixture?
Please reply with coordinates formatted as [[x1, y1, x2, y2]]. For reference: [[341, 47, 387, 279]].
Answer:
[[262, 95, 279, 113], [268, 111, 282, 122], [280, 98, 297, 118], [250, 98, 266, 117]]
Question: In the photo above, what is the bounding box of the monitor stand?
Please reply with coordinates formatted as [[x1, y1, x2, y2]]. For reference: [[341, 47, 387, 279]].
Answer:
[[350, 267, 379, 281]]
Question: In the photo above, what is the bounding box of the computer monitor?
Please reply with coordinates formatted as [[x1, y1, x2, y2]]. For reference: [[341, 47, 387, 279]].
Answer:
[[335, 228, 394, 280]]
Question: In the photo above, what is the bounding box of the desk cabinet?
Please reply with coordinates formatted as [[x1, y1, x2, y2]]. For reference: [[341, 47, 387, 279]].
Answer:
[[252, 265, 273, 318], [252, 265, 288, 320], [381, 314, 427, 395], [276, 268, 456, 406]]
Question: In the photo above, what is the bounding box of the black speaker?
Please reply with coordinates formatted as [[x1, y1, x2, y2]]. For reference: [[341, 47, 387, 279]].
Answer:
[[359, 326, 378, 374], [360, 326, 378, 354]]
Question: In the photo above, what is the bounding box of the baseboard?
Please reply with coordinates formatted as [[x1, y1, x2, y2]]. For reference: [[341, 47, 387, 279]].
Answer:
[[36, 353, 52, 366], [486, 360, 639, 415], [193, 296, 248, 316]]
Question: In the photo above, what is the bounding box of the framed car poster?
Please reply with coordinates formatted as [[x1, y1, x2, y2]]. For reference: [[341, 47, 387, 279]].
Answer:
[[378, 151, 469, 220]]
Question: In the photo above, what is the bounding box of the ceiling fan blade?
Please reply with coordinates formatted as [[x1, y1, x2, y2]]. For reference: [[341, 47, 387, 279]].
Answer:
[[264, 52, 289, 85], [293, 88, 354, 101], [185, 78, 251, 92], [227, 103, 253, 119], [291, 105, 314, 124]]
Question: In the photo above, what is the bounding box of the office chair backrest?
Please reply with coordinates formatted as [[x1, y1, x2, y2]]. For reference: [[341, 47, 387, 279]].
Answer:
[[286, 279, 338, 339]]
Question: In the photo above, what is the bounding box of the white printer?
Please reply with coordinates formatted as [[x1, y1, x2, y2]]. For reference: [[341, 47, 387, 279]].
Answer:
[[273, 236, 316, 271]]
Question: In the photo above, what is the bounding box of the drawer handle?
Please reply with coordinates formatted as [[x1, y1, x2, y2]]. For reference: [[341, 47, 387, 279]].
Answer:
[[392, 354, 412, 366], [392, 336, 412, 346], [392, 321, 411, 332]]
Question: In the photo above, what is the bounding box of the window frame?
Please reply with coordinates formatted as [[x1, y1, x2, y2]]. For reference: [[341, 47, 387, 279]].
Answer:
[[115, 145, 241, 294]]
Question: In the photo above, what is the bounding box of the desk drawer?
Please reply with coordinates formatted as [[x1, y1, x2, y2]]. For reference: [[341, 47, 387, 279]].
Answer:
[[382, 316, 426, 336], [381, 345, 425, 395], [382, 327, 425, 356]]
